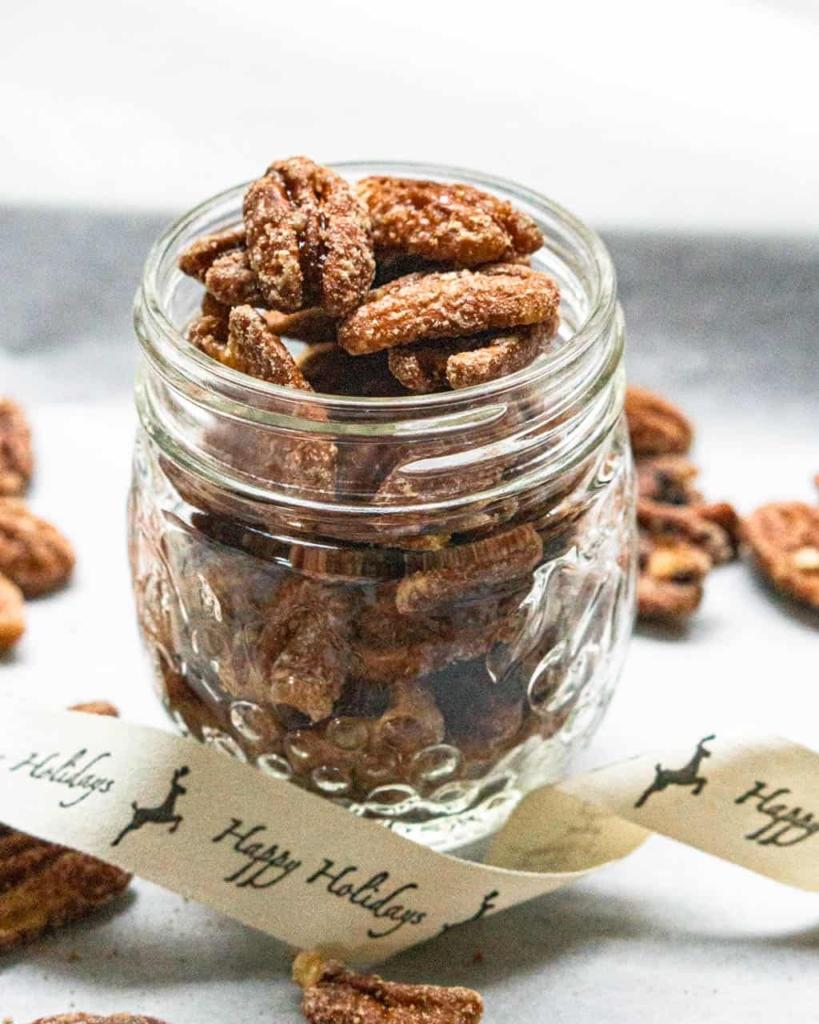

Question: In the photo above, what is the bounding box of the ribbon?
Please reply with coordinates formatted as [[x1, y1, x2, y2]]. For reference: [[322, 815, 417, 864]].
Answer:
[[1, 700, 817, 964]]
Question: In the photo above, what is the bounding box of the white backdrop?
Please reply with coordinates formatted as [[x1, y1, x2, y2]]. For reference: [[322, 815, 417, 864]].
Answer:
[[2, 0, 817, 230]]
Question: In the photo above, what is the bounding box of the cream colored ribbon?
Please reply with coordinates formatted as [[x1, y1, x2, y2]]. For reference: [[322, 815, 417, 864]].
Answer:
[[1, 700, 817, 963]]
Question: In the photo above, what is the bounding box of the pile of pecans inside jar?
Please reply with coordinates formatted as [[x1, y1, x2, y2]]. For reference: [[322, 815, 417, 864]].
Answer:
[[179, 157, 559, 399], [131, 155, 635, 831]]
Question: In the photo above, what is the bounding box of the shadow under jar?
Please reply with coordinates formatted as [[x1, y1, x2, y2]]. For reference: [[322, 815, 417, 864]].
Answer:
[[130, 161, 636, 850]]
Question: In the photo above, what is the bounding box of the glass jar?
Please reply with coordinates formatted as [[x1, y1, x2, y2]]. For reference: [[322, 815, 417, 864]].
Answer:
[[129, 161, 635, 850]]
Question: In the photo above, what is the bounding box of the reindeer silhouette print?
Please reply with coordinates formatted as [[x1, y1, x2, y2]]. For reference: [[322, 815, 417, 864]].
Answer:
[[634, 735, 715, 809], [111, 766, 190, 846]]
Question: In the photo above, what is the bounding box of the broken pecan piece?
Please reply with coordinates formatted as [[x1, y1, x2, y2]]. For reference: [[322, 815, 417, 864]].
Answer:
[[744, 501, 819, 609], [0, 398, 33, 496], [0, 498, 75, 597], [395, 524, 543, 614], [625, 386, 693, 456], [1, 703, 130, 953], [293, 951, 483, 1024], [338, 265, 560, 355], [358, 175, 543, 267], [637, 498, 735, 566], [0, 572, 25, 652], [245, 156, 375, 316]]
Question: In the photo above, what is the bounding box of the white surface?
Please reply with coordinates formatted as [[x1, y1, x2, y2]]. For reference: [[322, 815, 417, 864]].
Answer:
[[1, 384, 817, 1023], [2, 0, 819, 231]]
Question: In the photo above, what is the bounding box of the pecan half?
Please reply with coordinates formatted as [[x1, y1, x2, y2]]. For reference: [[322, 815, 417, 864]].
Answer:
[[635, 455, 702, 506], [0, 398, 33, 496], [1, 704, 130, 953], [637, 498, 735, 566], [293, 951, 484, 1024], [245, 156, 375, 316], [358, 175, 543, 267], [222, 306, 312, 389], [0, 498, 75, 597], [637, 536, 711, 621], [338, 265, 560, 355], [258, 579, 354, 724], [744, 501, 819, 609], [394, 524, 543, 615], [625, 386, 693, 456], [177, 227, 263, 306], [0, 572, 25, 652]]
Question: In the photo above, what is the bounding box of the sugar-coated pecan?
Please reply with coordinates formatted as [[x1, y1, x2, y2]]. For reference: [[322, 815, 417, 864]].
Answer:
[[177, 227, 263, 306], [245, 156, 375, 316], [299, 344, 407, 397], [744, 501, 819, 609], [32, 1016, 168, 1024], [637, 535, 710, 621], [370, 681, 445, 753], [338, 265, 560, 355], [625, 386, 693, 456], [0, 498, 75, 597], [187, 313, 229, 362], [0, 703, 131, 953], [395, 524, 543, 614], [258, 578, 354, 723], [293, 951, 484, 1024], [358, 175, 543, 268], [224, 306, 312, 389], [0, 572, 25, 651], [637, 498, 735, 566], [0, 398, 33, 496], [635, 455, 702, 506]]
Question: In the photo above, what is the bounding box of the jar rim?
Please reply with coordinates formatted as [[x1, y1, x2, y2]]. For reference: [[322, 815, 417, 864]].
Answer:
[[135, 159, 618, 419]]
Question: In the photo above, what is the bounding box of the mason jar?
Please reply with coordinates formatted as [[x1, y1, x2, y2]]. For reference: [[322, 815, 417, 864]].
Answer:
[[129, 161, 635, 850]]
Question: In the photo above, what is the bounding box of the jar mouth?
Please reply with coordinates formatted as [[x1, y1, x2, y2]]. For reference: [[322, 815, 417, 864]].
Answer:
[[135, 160, 618, 422]]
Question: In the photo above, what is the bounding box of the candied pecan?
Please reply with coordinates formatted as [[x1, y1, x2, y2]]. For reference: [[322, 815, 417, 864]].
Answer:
[[299, 344, 408, 397], [178, 227, 263, 307], [446, 321, 556, 391], [625, 386, 693, 456], [32, 1016, 168, 1024], [0, 703, 131, 953], [394, 524, 543, 614], [371, 681, 445, 753], [187, 313, 229, 362], [635, 455, 702, 506], [265, 307, 339, 345], [223, 306, 312, 389], [0, 572, 25, 651], [637, 498, 735, 566], [0, 398, 33, 496], [338, 265, 560, 355], [744, 501, 819, 609], [294, 952, 483, 1024], [637, 536, 710, 621], [0, 498, 75, 597], [358, 176, 542, 268], [244, 156, 375, 316], [258, 578, 354, 723]]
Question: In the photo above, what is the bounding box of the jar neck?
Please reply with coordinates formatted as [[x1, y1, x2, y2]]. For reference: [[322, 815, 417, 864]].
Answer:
[[133, 163, 623, 525]]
